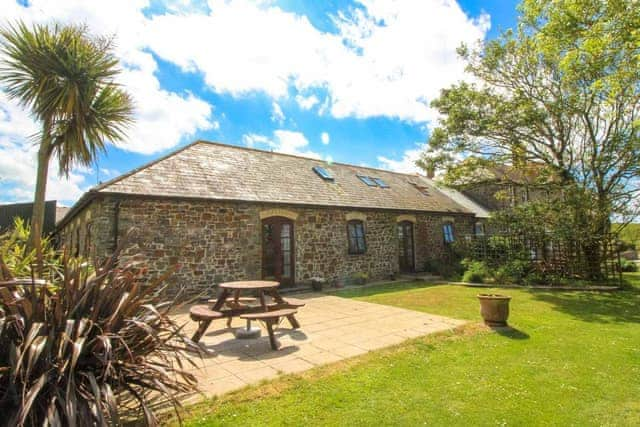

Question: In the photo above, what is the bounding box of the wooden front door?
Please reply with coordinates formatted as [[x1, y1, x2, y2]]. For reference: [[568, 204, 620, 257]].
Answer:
[[398, 221, 415, 273], [262, 217, 295, 286]]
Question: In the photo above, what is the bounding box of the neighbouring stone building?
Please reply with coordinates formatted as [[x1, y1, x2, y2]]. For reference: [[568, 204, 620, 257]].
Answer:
[[56, 141, 488, 295]]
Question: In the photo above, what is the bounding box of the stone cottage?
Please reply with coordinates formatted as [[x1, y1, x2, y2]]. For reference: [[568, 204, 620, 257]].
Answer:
[[56, 141, 487, 294]]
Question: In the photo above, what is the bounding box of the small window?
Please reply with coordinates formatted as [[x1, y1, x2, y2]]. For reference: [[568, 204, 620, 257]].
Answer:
[[347, 220, 367, 254], [313, 166, 334, 181], [443, 223, 455, 244], [474, 222, 485, 236], [372, 178, 389, 188], [357, 175, 378, 186]]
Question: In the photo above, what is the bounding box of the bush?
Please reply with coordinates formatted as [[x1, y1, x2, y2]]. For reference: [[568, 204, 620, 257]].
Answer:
[[620, 259, 638, 272], [461, 259, 490, 283], [351, 271, 369, 285], [0, 217, 62, 281], [0, 231, 197, 426], [493, 259, 531, 284]]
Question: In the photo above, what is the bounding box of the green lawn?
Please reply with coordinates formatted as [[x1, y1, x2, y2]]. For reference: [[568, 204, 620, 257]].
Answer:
[[178, 274, 640, 426]]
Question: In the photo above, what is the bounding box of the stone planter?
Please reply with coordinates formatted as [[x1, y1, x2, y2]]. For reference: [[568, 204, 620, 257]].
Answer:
[[477, 294, 511, 327]]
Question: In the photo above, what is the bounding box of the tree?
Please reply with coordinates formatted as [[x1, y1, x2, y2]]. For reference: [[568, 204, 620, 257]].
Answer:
[[421, 0, 639, 277], [0, 22, 134, 270]]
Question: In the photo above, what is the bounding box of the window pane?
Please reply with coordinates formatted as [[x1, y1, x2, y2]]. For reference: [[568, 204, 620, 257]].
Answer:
[[357, 236, 366, 252], [313, 166, 334, 181], [372, 178, 389, 188], [443, 224, 454, 243], [357, 175, 378, 186], [348, 221, 366, 253]]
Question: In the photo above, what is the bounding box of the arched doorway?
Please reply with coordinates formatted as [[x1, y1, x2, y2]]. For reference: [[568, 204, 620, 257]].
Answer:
[[397, 220, 415, 273], [262, 216, 295, 286]]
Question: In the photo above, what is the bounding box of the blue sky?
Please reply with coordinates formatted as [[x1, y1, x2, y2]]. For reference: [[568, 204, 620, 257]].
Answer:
[[0, 0, 520, 206]]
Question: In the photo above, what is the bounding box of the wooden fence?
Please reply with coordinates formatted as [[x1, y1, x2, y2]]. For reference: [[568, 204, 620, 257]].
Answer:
[[454, 232, 622, 284]]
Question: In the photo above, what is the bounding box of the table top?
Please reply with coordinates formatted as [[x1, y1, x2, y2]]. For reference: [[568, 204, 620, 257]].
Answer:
[[219, 280, 280, 290]]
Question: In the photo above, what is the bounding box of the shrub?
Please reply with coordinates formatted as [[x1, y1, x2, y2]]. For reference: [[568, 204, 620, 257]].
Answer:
[[424, 253, 465, 280], [351, 272, 369, 285], [0, 217, 62, 281], [620, 259, 638, 272], [0, 232, 198, 426], [493, 259, 531, 284], [461, 259, 490, 283], [423, 259, 440, 274], [522, 271, 547, 286]]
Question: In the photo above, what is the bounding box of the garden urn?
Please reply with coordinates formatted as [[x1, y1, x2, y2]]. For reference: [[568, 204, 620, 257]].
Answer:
[[477, 294, 511, 327]]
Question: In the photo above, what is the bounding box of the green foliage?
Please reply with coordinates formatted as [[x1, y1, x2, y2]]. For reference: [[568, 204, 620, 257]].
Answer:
[[494, 259, 532, 284], [0, 217, 61, 281], [424, 256, 464, 281], [351, 272, 369, 285], [461, 259, 490, 283], [0, 21, 134, 173], [0, 21, 134, 261], [613, 223, 640, 250], [0, 233, 197, 426], [620, 259, 638, 273], [422, 0, 640, 225]]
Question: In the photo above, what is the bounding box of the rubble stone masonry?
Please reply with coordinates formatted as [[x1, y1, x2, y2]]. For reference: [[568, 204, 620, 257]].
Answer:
[[58, 195, 475, 296]]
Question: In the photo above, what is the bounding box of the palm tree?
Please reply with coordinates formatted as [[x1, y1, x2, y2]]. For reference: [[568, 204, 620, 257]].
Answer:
[[0, 22, 134, 270]]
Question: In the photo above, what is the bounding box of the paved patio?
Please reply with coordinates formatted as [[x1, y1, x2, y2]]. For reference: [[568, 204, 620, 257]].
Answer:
[[174, 293, 465, 397]]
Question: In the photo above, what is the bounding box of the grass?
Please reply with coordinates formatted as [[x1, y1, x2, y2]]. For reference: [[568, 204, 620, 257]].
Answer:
[[177, 274, 640, 426]]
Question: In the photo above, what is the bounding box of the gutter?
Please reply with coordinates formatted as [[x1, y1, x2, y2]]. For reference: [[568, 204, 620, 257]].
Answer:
[[54, 190, 98, 231], [56, 188, 479, 234]]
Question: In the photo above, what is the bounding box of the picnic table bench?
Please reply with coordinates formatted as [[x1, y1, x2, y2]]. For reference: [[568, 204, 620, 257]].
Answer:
[[241, 308, 298, 350], [190, 280, 304, 349]]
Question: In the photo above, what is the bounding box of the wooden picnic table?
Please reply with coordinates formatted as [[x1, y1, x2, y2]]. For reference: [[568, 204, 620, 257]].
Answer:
[[190, 280, 302, 348]]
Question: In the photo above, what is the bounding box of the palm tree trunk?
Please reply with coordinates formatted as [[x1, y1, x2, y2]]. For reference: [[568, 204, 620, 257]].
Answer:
[[29, 138, 52, 276]]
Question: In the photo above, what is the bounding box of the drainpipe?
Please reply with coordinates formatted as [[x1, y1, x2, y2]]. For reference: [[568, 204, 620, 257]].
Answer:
[[112, 199, 121, 252]]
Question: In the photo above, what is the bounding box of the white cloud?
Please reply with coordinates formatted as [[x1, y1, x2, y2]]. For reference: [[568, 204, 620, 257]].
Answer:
[[377, 144, 426, 175], [1, 0, 216, 155], [271, 101, 285, 124], [141, 0, 490, 122], [242, 133, 270, 148], [0, 0, 491, 203], [242, 130, 327, 160], [321, 132, 330, 145], [99, 168, 121, 178], [2, 0, 490, 138], [296, 94, 320, 110], [0, 93, 90, 203], [0, 0, 218, 203]]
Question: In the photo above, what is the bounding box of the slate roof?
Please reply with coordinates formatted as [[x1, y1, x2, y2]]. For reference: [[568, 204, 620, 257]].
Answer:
[[433, 186, 491, 218], [89, 141, 474, 214]]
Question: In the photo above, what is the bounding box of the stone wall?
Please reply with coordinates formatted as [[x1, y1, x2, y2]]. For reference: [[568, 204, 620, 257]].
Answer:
[[57, 195, 476, 295]]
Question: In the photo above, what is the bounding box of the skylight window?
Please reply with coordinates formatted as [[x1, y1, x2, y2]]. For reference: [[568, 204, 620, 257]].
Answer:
[[357, 175, 378, 186], [373, 178, 389, 188], [313, 166, 334, 181]]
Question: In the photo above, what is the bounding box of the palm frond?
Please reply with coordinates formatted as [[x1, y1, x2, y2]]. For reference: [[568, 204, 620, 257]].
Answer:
[[0, 20, 134, 176]]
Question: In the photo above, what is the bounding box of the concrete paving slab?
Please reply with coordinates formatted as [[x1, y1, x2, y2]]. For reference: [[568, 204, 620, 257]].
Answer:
[[173, 292, 465, 398]]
